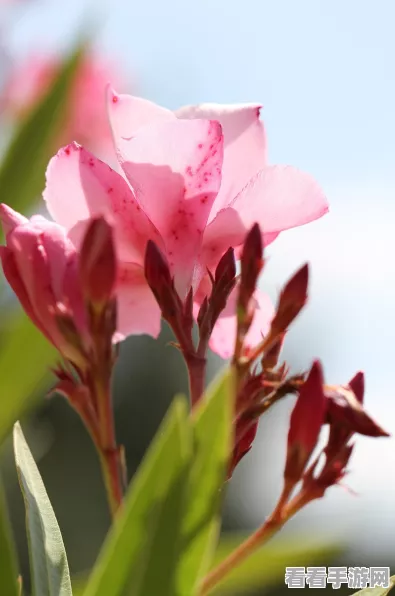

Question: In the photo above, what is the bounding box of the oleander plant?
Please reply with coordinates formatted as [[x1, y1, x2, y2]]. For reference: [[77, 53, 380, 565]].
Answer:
[[0, 39, 393, 596]]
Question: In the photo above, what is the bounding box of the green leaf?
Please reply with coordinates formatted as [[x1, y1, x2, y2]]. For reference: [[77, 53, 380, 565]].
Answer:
[[0, 481, 19, 596], [13, 421, 72, 596], [177, 368, 233, 594], [0, 315, 56, 445], [353, 577, 395, 596], [209, 535, 342, 595], [83, 396, 191, 596], [0, 42, 86, 220]]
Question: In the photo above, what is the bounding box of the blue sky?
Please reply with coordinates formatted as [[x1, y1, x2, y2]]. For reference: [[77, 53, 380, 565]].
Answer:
[[4, 0, 395, 554]]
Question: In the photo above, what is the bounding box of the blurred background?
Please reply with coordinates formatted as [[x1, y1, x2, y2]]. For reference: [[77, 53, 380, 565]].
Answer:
[[0, 0, 394, 594]]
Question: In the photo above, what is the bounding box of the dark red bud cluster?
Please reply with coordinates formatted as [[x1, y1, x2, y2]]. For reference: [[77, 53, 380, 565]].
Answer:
[[283, 365, 390, 498]]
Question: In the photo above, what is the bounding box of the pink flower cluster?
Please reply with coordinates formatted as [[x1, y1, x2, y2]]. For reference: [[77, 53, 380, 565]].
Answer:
[[1, 88, 328, 359]]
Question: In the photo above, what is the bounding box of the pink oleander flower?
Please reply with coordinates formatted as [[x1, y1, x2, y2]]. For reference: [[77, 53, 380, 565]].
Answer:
[[0, 54, 127, 162], [42, 88, 328, 358]]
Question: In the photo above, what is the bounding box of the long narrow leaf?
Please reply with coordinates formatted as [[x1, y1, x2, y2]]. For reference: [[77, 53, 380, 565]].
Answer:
[[13, 422, 72, 596], [83, 396, 191, 596], [176, 369, 233, 594]]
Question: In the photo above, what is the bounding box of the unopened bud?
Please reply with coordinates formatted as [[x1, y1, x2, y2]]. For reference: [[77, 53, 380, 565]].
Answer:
[[144, 240, 181, 320], [285, 360, 326, 483], [348, 371, 364, 404], [238, 223, 263, 314], [215, 247, 236, 286], [79, 217, 117, 309], [271, 263, 309, 335]]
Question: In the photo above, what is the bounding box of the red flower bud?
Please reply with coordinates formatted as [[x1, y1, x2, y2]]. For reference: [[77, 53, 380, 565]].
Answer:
[[271, 263, 309, 335], [144, 240, 181, 321], [348, 371, 364, 404], [79, 217, 117, 309], [215, 247, 236, 286], [285, 360, 326, 483], [238, 223, 263, 313]]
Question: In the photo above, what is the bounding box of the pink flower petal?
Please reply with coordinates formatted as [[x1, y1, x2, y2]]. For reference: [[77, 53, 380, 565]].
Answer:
[[0, 204, 28, 236], [43, 142, 162, 264], [0, 246, 47, 338], [202, 165, 328, 269], [6, 223, 61, 345], [196, 286, 274, 359], [116, 264, 161, 340], [118, 118, 224, 296], [175, 103, 266, 219], [107, 87, 175, 145]]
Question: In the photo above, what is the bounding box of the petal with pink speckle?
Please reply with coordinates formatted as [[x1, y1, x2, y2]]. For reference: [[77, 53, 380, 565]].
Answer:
[[201, 165, 328, 270], [107, 87, 175, 145], [176, 103, 267, 219], [118, 118, 224, 296], [43, 142, 162, 265]]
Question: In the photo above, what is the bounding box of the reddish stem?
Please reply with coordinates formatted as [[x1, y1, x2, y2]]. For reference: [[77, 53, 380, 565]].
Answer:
[[199, 484, 312, 595], [184, 351, 207, 408], [92, 373, 125, 517]]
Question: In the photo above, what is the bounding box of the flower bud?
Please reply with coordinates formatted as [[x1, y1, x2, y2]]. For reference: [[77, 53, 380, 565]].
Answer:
[[144, 240, 181, 321], [238, 223, 263, 315], [348, 371, 364, 404], [271, 263, 309, 335], [79, 217, 117, 309], [284, 360, 326, 483]]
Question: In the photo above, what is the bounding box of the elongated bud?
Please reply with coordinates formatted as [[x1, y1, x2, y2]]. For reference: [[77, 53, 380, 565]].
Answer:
[[79, 217, 117, 309], [215, 247, 236, 285], [285, 360, 326, 483], [348, 371, 364, 404], [238, 223, 263, 313], [210, 247, 236, 326], [271, 263, 309, 335], [144, 240, 181, 320]]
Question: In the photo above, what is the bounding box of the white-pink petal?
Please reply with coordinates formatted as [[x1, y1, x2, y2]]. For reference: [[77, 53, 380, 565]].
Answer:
[[118, 118, 224, 296], [43, 142, 162, 265], [107, 87, 175, 146], [202, 165, 328, 268], [176, 103, 267, 219]]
